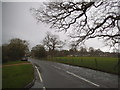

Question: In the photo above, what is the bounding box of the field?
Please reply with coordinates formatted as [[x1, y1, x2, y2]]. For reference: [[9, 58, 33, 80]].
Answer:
[[48, 56, 119, 74], [2, 61, 34, 88]]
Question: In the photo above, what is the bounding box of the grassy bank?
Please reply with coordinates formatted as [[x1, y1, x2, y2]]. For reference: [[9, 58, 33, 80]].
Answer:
[[2, 61, 34, 88], [47, 56, 119, 74]]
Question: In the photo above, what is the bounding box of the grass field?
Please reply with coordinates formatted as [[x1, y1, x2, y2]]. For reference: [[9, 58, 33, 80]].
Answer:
[[48, 56, 119, 74], [2, 61, 34, 88]]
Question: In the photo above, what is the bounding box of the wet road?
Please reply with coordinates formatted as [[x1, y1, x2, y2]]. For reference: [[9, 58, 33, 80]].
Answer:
[[29, 58, 119, 89]]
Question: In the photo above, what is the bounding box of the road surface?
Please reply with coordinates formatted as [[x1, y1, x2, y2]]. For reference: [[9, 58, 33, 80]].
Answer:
[[29, 58, 119, 88]]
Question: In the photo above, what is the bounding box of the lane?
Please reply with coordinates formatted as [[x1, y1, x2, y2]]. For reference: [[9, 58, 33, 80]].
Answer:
[[51, 65, 100, 87], [30, 58, 98, 88], [29, 58, 119, 88], [51, 62, 119, 88], [66, 71, 100, 87]]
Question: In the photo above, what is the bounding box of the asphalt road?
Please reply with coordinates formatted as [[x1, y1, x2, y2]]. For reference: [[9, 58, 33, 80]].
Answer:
[[29, 58, 119, 88]]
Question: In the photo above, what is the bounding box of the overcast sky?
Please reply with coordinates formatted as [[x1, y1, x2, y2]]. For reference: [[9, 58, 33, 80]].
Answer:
[[2, 2, 113, 52]]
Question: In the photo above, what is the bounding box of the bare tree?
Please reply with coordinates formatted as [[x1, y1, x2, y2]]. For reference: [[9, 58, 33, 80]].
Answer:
[[43, 32, 64, 56], [79, 46, 87, 56], [69, 41, 79, 52], [30, 0, 120, 47]]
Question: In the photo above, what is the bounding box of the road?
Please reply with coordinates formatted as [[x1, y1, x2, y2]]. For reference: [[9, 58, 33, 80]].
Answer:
[[29, 58, 119, 88]]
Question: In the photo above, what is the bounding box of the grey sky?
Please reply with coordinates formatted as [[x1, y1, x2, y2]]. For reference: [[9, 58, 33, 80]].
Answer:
[[2, 2, 113, 52]]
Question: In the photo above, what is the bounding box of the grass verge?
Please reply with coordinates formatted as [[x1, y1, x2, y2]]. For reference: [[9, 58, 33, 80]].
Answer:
[[2, 61, 34, 88]]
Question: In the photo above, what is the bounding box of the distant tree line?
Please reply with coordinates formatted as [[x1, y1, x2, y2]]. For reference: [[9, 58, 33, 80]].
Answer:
[[2, 33, 118, 63], [30, 32, 118, 58]]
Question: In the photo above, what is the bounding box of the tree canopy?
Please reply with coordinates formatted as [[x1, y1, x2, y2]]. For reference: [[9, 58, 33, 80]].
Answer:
[[31, 44, 47, 58], [2, 38, 29, 62], [31, 0, 120, 48]]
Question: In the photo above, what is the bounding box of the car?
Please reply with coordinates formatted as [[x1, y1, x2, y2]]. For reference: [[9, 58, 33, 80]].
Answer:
[[21, 56, 28, 61]]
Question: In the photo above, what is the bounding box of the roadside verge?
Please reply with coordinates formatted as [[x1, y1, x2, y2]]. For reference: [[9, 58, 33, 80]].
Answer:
[[2, 61, 34, 88], [24, 63, 36, 88]]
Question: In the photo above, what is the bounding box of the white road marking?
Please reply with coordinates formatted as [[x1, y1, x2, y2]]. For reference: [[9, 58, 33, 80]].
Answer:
[[66, 71, 100, 87], [43, 86, 46, 90], [35, 66, 43, 82]]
